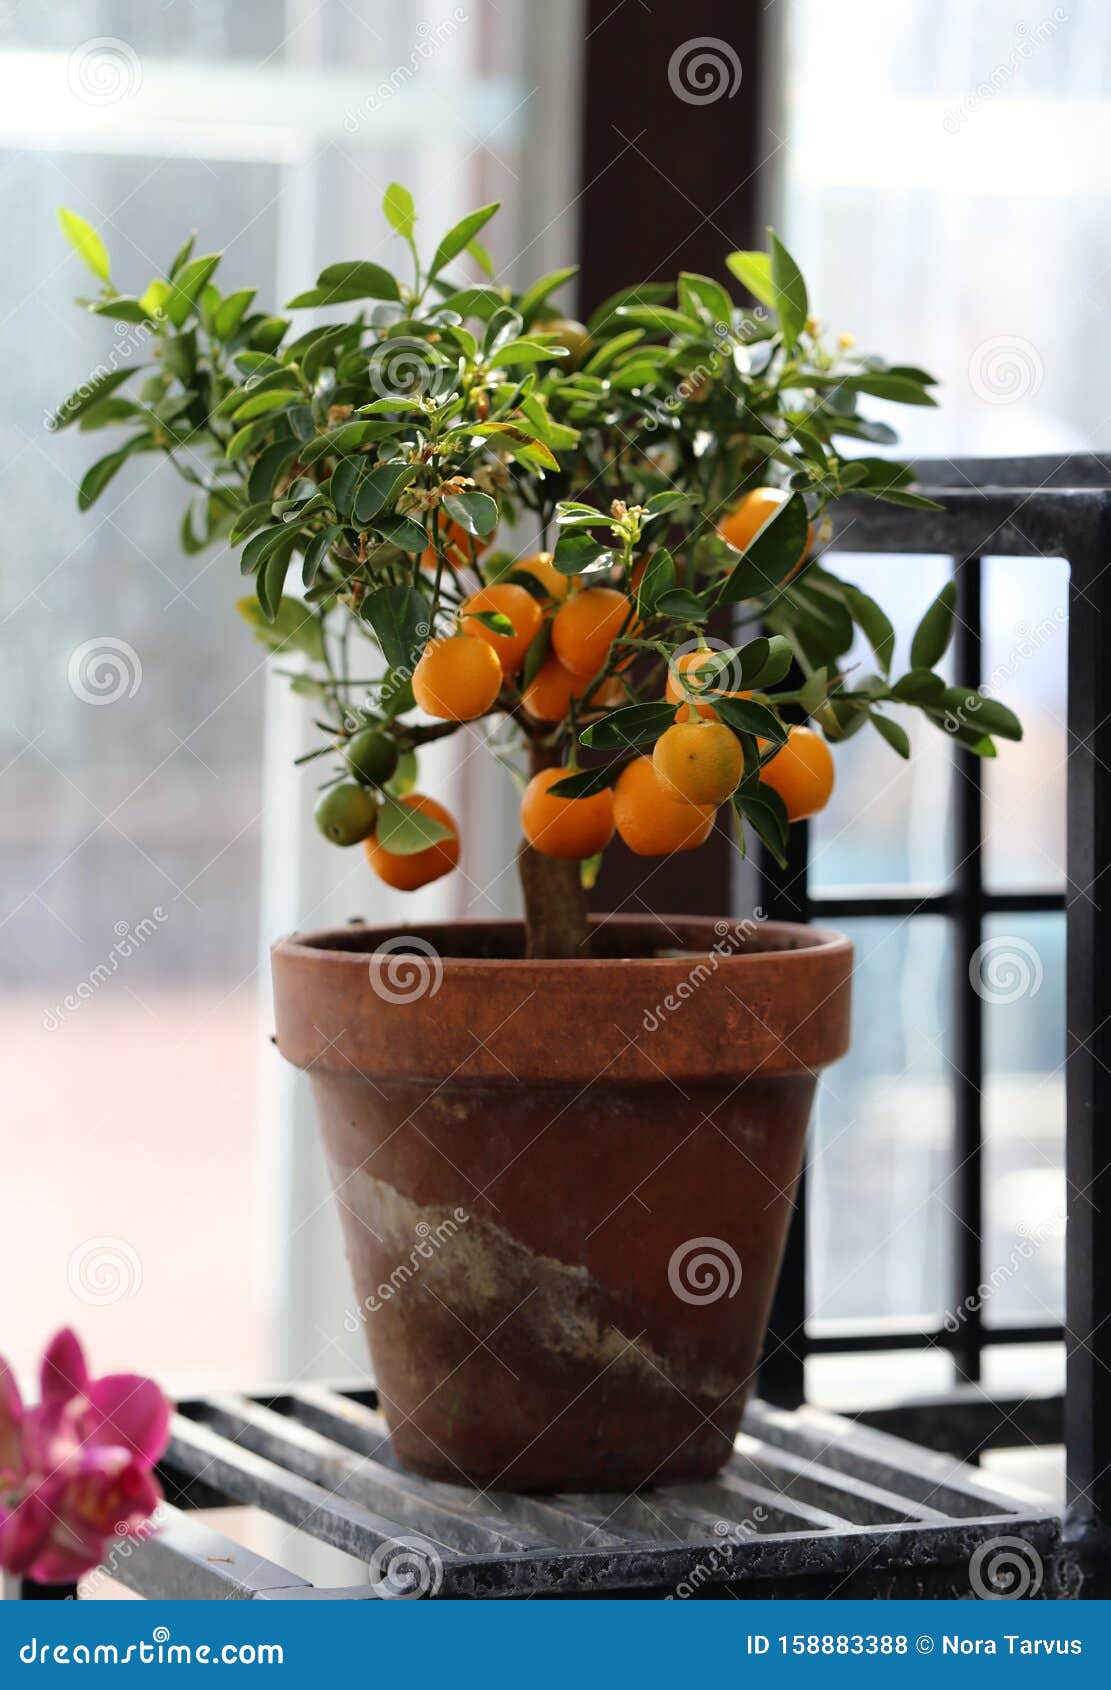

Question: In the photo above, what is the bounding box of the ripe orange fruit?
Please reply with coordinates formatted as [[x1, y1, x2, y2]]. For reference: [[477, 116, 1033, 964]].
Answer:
[[419, 513, 491, 574], [758, 725, 835, 821], [364, 793, 460, 890], [716, 487, 812, 582], [521, 657, 624, 722], [519, 768, 615, 860], [665, 648, 750, 722], [510, 552, 569, 603], [461, 583, 543, 676], [613, 757, 715, 856], [412, 634, 502, 720], [653, 720, 743, 806], [551, 586, 636, 678]]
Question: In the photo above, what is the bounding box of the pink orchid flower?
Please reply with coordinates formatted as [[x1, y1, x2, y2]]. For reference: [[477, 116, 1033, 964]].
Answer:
[[0, 1329, 171, 1585]]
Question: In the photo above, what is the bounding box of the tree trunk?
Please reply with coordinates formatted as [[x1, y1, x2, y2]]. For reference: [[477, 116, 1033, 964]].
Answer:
[[517, 743, 591, 960]]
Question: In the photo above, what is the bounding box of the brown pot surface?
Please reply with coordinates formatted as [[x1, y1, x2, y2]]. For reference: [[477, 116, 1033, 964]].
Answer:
[[272, 915, 851, 1491]]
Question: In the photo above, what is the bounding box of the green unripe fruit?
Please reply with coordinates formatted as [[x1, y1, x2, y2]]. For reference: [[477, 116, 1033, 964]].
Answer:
[[314, 782, 378, 846], [544, 317, 592, 369], [345, 728, 399, 787]]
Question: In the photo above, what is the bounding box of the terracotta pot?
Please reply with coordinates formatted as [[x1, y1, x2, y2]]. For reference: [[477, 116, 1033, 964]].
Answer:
[[271, 915, 851, 1492]]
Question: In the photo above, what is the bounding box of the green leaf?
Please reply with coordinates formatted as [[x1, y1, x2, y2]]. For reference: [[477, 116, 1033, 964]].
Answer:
[[353, 463, 417, 524], [240, 523, 297, 577], [360, 584, 429, 669], [301, 525, 343, 588], [376, 792, 455, 854], [842, 583, 895, 676], [724, 250, 776, 313], [214, 288, 257, 339], [521, 619, 552, 689], [429, 202, 500, 281], [937, 687, 1023, 741], [891, 668, 945, 703], [910, 580, 957, 668], [733, 783, 789, 868], [467, 236, 495, 280], [290, 261, 400, 309], [373, 515, 429, 554], [467, 609, 515, 635], [579, 702, 677, 752], [442, 490, 498, 537], [488, 338, 567, 370], [677, 271, 733, 329], [256, 531, 299, 620], [58, 208, 110, 283], [76, 439, 149, 511], [713, 695, 788, 745], [232, 389, 299, 423], [870, 712, 910, 759], [552, 532, 614, 576], [51, 366, 135, 431], [654, 588, 708, 620], [746, 633, 793, 689], [383, 182, 416, 243], [768, 230, 808, 352], [247, 441, 301, 504], [516, 266, 578, 327], [327, 457, 362, 519], [547, 764, 626, 800], [719, 491, 809, 604], [236, 594, 324, 660], [635, 548, 677, 614], [164, 254, 221, 328], [837, 373, 937, 407]]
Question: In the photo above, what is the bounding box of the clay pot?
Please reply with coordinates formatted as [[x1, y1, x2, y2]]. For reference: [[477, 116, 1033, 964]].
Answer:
[[271, 915, 851, 1492]]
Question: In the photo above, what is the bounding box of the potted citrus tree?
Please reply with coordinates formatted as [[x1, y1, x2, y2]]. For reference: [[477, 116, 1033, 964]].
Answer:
[[56, 188, 1021, 1491]]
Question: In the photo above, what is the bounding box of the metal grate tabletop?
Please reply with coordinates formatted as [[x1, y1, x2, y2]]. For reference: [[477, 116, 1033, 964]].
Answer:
[[103, 1384, 1061, 1600]]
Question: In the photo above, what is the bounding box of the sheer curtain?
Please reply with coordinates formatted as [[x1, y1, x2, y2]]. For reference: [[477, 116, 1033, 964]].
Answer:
[[0, 0, 583, 1390]]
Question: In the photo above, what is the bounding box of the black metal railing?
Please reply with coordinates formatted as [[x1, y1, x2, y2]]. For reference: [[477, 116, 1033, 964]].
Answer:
[[756, 455, 1111, 1582]]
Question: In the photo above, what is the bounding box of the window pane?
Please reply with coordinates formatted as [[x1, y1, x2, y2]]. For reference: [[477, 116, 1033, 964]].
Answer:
[[981, 912, 1066, 1328], [983, 557, 1068, 892], [808, 916, 954, 1327], [809, 554, 953, 892]]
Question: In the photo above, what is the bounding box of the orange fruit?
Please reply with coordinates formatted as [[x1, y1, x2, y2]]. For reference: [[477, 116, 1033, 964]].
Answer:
[[716, 487, 812, 582], [758, 725, 835, 821], [461, 583, 543, 676], [520, 768, 615, 860], [520, 657, 623, 723], [612, 757, 715, 856], [665, 648, 751, 722], [653, 720, 743, 806], [551, 586, 637, 678], [412, 634, 502, 720], [364, 793, 460, 890], [419, 513, 492, 574], [510, 552, 570, 603]]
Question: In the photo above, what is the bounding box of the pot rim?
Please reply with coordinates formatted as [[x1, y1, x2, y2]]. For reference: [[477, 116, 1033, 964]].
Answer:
[[272, 913, 851, 971]]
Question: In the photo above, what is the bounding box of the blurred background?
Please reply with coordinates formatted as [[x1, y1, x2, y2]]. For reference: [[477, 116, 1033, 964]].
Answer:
[[0, 2, 1083, 1495]]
